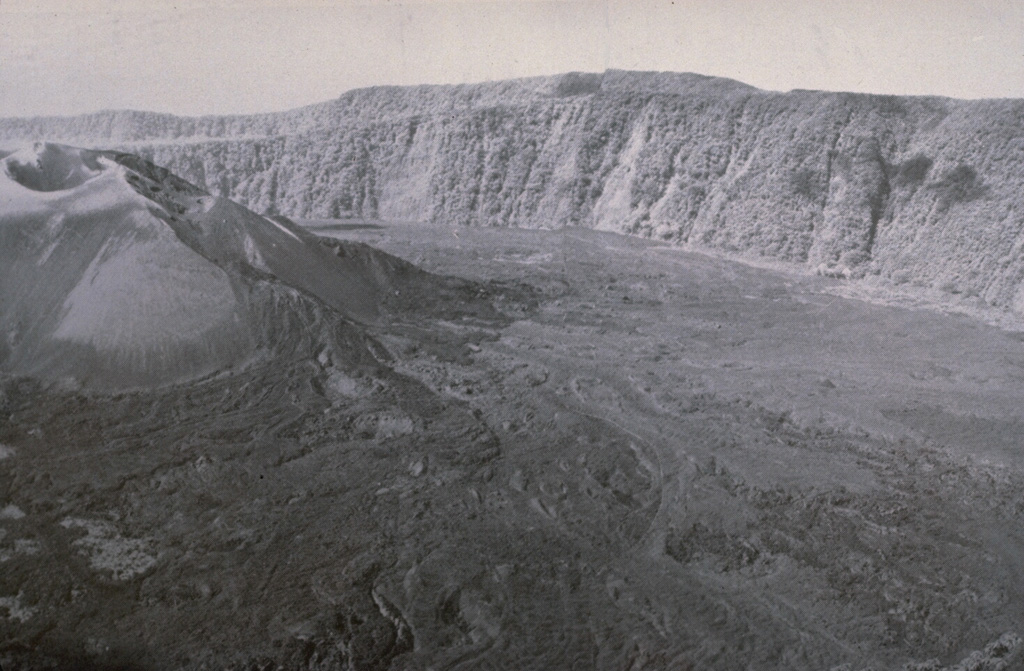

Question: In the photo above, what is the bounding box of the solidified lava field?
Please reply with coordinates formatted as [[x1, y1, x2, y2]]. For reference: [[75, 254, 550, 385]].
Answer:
[[3, 219, 1024, 670]]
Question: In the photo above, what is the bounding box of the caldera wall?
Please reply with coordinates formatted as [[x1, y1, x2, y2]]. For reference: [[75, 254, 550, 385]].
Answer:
[[3, 70, 1024, 311]]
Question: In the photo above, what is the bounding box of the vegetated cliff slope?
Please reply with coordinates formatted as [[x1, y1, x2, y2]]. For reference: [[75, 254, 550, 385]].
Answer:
[[3, 70, 1024, 311]]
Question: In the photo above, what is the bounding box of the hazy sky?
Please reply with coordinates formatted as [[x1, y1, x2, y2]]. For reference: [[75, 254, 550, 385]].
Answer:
[[1, 0, 1023, 117]]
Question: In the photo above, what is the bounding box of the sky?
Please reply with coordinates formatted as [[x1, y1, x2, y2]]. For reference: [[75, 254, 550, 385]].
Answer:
[[1, 0, 1023, 117]]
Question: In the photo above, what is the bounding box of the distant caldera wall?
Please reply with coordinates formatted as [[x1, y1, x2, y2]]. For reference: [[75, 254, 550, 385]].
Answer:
[[3, 70, 1024, 312]]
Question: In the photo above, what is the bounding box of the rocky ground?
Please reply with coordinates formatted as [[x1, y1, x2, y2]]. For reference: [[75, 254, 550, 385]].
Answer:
[[3, 221, 1024, 670]]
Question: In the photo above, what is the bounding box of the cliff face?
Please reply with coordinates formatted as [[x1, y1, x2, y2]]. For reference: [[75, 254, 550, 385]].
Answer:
[[4, 70, 1024, 311]]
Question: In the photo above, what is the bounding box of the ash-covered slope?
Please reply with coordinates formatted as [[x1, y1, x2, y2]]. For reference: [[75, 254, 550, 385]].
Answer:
[[0, 143, 416, 389], [4, 70, 1024, 310]]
